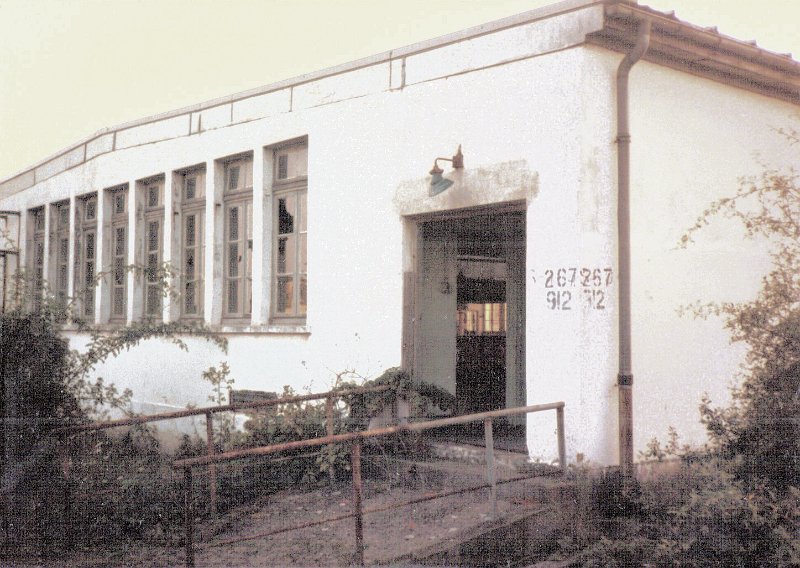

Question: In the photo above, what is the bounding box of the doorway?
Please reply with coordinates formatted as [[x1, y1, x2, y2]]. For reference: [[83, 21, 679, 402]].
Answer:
[[412, 207, 526, 421]]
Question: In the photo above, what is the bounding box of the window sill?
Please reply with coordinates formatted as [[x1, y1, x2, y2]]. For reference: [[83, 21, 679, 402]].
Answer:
[[57, 321, 311, 336], [213, 322, 310, 335]]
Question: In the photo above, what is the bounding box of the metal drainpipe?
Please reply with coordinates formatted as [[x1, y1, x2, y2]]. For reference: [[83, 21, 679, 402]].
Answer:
[[616, 18, 651, 477]]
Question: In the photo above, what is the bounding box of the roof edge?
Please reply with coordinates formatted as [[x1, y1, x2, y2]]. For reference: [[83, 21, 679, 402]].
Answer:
[[588, 3, 800, 105]]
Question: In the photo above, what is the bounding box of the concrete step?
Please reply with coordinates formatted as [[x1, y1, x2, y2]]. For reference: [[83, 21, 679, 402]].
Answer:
[[428, 440, 533, 471]]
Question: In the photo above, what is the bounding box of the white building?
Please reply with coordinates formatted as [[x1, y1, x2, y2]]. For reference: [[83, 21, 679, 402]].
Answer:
[[1, 0, 798, 467]]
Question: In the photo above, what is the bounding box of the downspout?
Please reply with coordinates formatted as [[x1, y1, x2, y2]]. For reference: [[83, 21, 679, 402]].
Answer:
[[616, 18, 651, 477]]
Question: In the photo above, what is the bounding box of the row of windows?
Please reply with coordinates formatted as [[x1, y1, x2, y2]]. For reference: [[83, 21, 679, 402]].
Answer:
[[25, 141, 308, 326]]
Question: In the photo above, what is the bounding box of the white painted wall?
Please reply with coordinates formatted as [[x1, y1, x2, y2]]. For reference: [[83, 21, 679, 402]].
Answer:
[[523, 45, 618, 466], [525, 44, 799, 467], [2, 4, 798, 467], [626, 52, 799, 459]]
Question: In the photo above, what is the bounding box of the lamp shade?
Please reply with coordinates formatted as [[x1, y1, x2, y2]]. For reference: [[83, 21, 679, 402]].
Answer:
[[430, 171, 454, 196]]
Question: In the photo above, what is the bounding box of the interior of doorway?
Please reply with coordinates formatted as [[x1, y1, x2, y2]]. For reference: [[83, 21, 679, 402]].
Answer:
[[414, 207, 526, 451], [456, 257, 507, 415]]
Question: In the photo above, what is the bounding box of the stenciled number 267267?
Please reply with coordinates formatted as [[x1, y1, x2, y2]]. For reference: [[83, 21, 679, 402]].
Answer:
[[543, 267, 612, 311]]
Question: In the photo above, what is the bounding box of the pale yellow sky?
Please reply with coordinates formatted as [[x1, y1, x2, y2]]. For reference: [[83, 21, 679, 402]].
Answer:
[[1, 0, 798, 182]]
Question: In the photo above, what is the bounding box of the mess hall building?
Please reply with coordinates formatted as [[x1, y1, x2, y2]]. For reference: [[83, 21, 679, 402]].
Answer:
[[1, 0, 798, 467]]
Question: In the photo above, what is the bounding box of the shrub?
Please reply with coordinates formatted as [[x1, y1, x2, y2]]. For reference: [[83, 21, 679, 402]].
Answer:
[[0, 272, 227, 555]]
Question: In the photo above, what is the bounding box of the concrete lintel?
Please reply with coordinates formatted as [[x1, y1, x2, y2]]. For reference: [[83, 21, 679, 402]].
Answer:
[[394, 160, 539, 217]]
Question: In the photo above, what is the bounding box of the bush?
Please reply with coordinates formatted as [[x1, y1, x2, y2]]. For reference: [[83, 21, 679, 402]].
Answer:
[[66, 427, 185, 545], [578, 139, 800, 566], [576, 459, 800, 567], [0, 279, 226, 555], [195, 369, 458, 510]]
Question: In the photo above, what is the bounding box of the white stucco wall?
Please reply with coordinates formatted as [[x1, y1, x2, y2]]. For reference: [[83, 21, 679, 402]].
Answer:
[[524, 44, 799, 467], [524, 45, 619, 465], [2, 4, 797, 467], [626, 53, 799, 458]]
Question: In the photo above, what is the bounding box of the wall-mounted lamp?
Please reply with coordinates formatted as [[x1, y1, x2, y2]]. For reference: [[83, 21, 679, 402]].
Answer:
[[429, 145, 464, 196]]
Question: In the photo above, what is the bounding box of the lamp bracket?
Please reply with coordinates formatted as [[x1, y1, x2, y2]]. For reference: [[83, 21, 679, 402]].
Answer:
[[430, 145, 464, 173]]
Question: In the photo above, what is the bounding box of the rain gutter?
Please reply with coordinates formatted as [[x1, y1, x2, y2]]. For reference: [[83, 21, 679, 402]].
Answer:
[[616, 17, 651, 476]]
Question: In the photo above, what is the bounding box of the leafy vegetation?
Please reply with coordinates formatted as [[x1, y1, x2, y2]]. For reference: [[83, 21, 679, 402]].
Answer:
[[0, 268, 227, 556], [571, 130, 800, 566], [200, 368, 456, 512]]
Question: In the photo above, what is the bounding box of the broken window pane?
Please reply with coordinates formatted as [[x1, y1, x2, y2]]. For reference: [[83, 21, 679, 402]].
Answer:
[[278, 196, 294, 235]]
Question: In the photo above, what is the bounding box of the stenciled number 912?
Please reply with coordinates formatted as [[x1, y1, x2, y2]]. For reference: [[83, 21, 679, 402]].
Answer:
[[546, 290, 571, 310]]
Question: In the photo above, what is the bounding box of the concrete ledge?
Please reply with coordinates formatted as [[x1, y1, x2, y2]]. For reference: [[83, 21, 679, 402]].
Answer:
[[292, 63, 389, 110], [34, 145, 85, 182], [1, 171, 35, 194], [404, 7, 603, 86], [192, 104, 232, 133], [85, 133, 115, 160], [394, 160, 538, 217], [429, 441, 531, 470], [116, 114, 191, 149], [232, 89, 290, 123]]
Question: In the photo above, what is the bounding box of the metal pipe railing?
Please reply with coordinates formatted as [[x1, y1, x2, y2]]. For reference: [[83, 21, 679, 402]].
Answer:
[[174, 401, 566, 567], [55, 383, 392, 514], [173, 402, 565, 469], [53, 384, 392, 434]]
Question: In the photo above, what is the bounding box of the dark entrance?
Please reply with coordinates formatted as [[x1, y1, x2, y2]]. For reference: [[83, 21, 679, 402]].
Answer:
[[456, 268, 506, 414], [451, 210, 519, 415]]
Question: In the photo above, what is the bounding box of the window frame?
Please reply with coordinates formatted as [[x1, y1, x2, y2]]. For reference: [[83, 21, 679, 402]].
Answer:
[[222, 155, 253, 322], [51, 201, 71, 312], [179, 169, 205, 319], [74, 193, 97, 320], [142, 179, 165, 320], [271, 142, 308, 323], [28, 207, 45, 311], [108, 186, 128, 322]]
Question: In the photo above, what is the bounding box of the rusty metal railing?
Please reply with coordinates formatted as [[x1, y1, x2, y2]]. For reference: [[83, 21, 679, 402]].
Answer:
[[173, 401, 567, 567], [55, 383, 392, 513]]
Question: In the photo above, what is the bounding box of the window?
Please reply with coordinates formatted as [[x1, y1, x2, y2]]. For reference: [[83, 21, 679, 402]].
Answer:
[[142, 180, 164, 319], [108, 186, 128, 321], [272, 142, 307, 320], [28, 207, 45, 311], [457, 302, 507, 335], [180, 169, 205, 318], [74, 194, 97, 319], [51, 201, 70, 311], [223, 156, 253, 320]]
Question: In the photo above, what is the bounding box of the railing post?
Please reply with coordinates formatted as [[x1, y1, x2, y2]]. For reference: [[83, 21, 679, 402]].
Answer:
[[63, 471, 73, 551], [184, 467, 195, 567], [58, 439, 74, 552], [326, 395, 335, 484], [350, 440, 365, 566], [556, 405, 567, 474], [205, 411, 218, 514], [483, 418, 497, 518]]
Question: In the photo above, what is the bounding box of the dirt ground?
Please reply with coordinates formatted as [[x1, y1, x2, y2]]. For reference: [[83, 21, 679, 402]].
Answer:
[[5, 458, 564, 567]]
